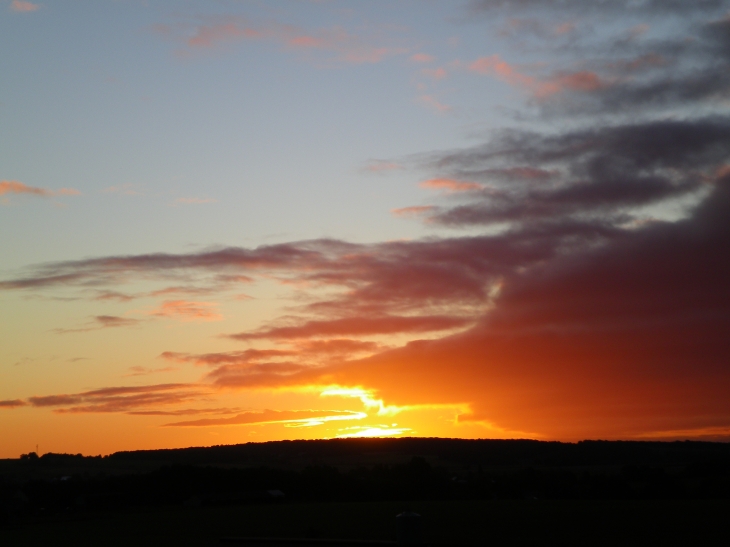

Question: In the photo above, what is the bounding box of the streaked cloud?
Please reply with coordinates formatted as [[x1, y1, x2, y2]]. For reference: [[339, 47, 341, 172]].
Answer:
[[10, 1, 39, 12], [0, 399, 27, 409], [163, 408, 366, 428], [419, 178, 483, 193], [158, 16, 409, 65], [53, 315, 141, 334], [0, 180, 81, 198], [410, 53, 435, 63], [150, 300, 222, 322], [362, 159, 404, 173], [416, 94, 452, 113], [27, 384, 208, 414]]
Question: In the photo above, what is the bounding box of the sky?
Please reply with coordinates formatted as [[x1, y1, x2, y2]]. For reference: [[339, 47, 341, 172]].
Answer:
[[1, 0, 730, 457]]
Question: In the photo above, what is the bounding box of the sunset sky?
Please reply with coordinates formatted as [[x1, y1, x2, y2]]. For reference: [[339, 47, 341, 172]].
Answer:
[[2, 0, 730, 458]]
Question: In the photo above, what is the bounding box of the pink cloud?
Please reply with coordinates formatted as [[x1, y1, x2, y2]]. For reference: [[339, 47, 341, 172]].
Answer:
[[421, 67, 447, 80], [468, 55, 535, 88], [363, 160, 404, 173], [411, 53, 435, 63], [467, 55, 606, 99], [10, 1, 39, 12], [172, 18, 406, 65], [417, 95, 452, 113], [391, 205, 435, 218], [420, 178, 483, 193], [150, 300, 222, 322], [554, 22, 576, 35]]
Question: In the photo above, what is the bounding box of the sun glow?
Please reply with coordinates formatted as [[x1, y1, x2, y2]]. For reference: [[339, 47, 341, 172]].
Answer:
[[320, 386, 406, 416]]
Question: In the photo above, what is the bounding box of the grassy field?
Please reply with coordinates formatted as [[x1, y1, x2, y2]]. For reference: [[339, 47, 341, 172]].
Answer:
[[1, 499, 727, 546]]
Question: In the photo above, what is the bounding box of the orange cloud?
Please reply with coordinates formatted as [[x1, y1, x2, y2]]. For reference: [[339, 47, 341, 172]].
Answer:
[[163, 408, 366, 428], [419, 178, 483, 192], [0, 180, 47, 196], [10, 1, 38, 12], [151, 300, 222, 322]]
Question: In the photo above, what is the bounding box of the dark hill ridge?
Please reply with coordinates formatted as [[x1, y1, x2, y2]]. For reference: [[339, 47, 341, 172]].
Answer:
[[1, 438, 729, 511], [104, 438, 730, 468]]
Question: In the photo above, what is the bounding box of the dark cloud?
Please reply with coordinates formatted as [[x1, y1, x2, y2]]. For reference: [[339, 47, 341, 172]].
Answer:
[[53, 315, 141, 334], [470, 0, 728, 15], [27, 384, 207, 413], [229, 315, 474, 341], [0, 399, 27, 409], [419, 117, 730, 226]]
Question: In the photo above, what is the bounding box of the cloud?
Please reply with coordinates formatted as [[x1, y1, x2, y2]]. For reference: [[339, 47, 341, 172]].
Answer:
[[421, 67, 447, 80], [0, 399, 27, 409], [362, 160, 404, 173], [417, 117, 730, 226], [53, 315, 141, 334], [27, 383, 207, 414], [391, 205, 435, 218], [159, 17, 408, 65], [124, 366, 178, 377], [469, 0, 727, 15], [0, 181, 80, 198], [467, 55, 606, 99], [103, 184, 141, 196], [150, 300, 222, 321], [411, 53, 435, 63], [163, 408, 366, 428], [228, 314, 474, 341], [419, 178, 483, 193], [10, 1, 38, 12], [416, 95, 452, 113]]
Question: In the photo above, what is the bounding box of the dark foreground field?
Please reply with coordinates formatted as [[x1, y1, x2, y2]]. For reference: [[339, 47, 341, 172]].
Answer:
[[1, 499, 728, 547]]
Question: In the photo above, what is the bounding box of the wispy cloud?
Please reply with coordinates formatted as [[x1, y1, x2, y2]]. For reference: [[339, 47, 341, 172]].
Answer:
[[421, 67, 447, 80], [410, 53, 435, 63], [419, 178, 483, 193], [158, 16, 409, 65], [0, 399, 27, 409], [27, 383, 208, 414], [10, 0, 39, 13], [0, 180, 81, 198], [53, 315, 141, 334], [150, 300, 222, 322], [124, 366, 178, 377], [390, 205, 435, 218], [163, 408, 366, 428], [416, 95, 452, 113], [362, 159, 404, 173], [103, 184, 142, 196]]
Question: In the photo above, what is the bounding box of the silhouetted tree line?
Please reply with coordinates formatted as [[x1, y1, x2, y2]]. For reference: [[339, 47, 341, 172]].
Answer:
[[2, 439, 730, 523]]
